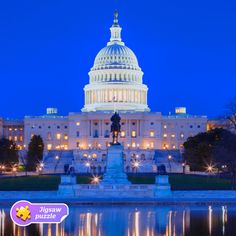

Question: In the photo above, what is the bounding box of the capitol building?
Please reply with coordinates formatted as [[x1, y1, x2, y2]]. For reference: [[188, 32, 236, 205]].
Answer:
[[0, 12, 208, 173]]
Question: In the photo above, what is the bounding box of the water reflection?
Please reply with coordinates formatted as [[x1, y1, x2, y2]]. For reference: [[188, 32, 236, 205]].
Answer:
[[0, 205, 236, 236]]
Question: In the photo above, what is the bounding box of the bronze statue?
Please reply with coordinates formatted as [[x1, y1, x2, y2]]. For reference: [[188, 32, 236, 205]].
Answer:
[[110, 112, 121, 145]]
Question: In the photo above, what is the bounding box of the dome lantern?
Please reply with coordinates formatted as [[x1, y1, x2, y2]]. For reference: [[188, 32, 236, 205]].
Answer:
[[108, 10, 124, 46]]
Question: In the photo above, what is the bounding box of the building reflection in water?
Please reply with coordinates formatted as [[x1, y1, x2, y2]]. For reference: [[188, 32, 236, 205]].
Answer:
[[0, 205, 236, 236]]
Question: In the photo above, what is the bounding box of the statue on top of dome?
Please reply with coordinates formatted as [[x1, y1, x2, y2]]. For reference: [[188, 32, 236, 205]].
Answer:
[[113, 10, 119, 26]]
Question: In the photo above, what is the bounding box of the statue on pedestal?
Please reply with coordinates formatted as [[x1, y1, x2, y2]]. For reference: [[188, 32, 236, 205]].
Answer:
[[110, 112, 121, 145]]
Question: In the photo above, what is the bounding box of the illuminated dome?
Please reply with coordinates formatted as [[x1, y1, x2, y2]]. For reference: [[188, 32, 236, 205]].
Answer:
[[92, 44, 141, 71], [82, 11, 150, 112]]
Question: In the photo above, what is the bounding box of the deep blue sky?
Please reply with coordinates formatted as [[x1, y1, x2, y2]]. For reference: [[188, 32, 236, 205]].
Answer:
[[0, 0, 235, 119]]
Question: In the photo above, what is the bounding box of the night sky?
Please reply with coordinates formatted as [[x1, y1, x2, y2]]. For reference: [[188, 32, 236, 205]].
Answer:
[[0, 0, 235, 119]]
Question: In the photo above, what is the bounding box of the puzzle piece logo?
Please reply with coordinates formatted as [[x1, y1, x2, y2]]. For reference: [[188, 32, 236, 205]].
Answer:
[[16, 205, 31, 221]]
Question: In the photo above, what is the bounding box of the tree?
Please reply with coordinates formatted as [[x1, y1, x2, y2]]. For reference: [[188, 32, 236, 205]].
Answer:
[[0, 138, 18, 167], [27, 135, 44, 171], [225, 97, 236, 131], [183, 128, 236, 188]]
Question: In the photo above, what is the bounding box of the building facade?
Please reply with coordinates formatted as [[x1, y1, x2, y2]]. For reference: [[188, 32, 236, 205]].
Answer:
[[0, 12, 209, 173]]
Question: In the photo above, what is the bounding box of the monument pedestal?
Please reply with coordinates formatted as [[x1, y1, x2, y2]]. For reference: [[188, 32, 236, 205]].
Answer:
[[101, 145, 130, 185], [155, 175, 172, 197], [58, 175, 76, 196]]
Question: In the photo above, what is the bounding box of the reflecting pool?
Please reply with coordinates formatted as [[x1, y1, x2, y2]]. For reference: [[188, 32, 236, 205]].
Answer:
[[0, 205, 236, 236]]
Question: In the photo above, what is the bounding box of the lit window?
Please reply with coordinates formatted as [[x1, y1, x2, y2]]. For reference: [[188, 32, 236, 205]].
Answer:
[[171, 134, 175, 138], [131, 131, 136, 138], [83, 153, 88, 157], [92, 153, 97, 158], [164, 125, 167, 129], [9, 128, 12, 131], [64, 145, 68, 150], [121, 131, 125, 137], [47, 144, 52, 150], [150, 131, 155, 137], [20, 128, 23, 131], [172, 145, 176, 149], [14, 128, 17, 131], [9, 136, 12, 141], [76, 122, 80, 126], [180, 133, 184, 139], [64, 134, 68, 140], [163, 144, 169, 149], [14, 136, 17, 142], [132, 142, 136, 148], [56, 133, 61, 140], [163, 134, 167, 138], [19, 136, 23, 142]]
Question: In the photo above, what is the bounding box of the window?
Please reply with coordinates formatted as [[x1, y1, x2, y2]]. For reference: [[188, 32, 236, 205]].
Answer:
[[48, 126, 51, 129], [39, 126, 42, 129], [92, 153, 97, 158], [131, 131, 136, 138], [150, 131, 155, 137], [105, 122, 109, 126], [198, 125, 201, 128], [150, 122, 154, 125], [132, 122, 135, 126], [180, 133, 184, 139], [64, 134, 68, 140], [47, 132, 52, 140], [76, 122, 80, 126], [94, 122, 98, 126], [76, 131, 80, 138], [64, 126, 68, 129], [14, 128, 17, 131], [164, 125, 167, 129], [121, 131, 125, 137], [163, 133, 167, 138], [76, 142, 80, 148], [47, 144, 52, 150], [94, 130, 99, 138], [9, 128, 12, 131], [19, 136, 23, 142], [121, 122, 125, 125], [190, 125, 193, 129], [104, 130, 109, 138], [57, 126, 60, 129], [56, 133, 61, 140], [9, 136, 12, 141], [171, 134, 176, 138], [14, 136, 17, 142]]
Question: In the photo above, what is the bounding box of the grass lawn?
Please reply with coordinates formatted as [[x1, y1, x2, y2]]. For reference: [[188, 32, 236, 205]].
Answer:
[[128, 174, 232, 190], [0, 174, 232, 191], [0, 175, 60, 191]]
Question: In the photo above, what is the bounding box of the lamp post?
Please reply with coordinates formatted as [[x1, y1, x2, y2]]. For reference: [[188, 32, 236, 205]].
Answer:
[[54, 155, 60, 173], [182, 162, 186, 174], [85, 162, 91, 173], [133, 161, 140, 173], [168, 155, 172, 173]]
